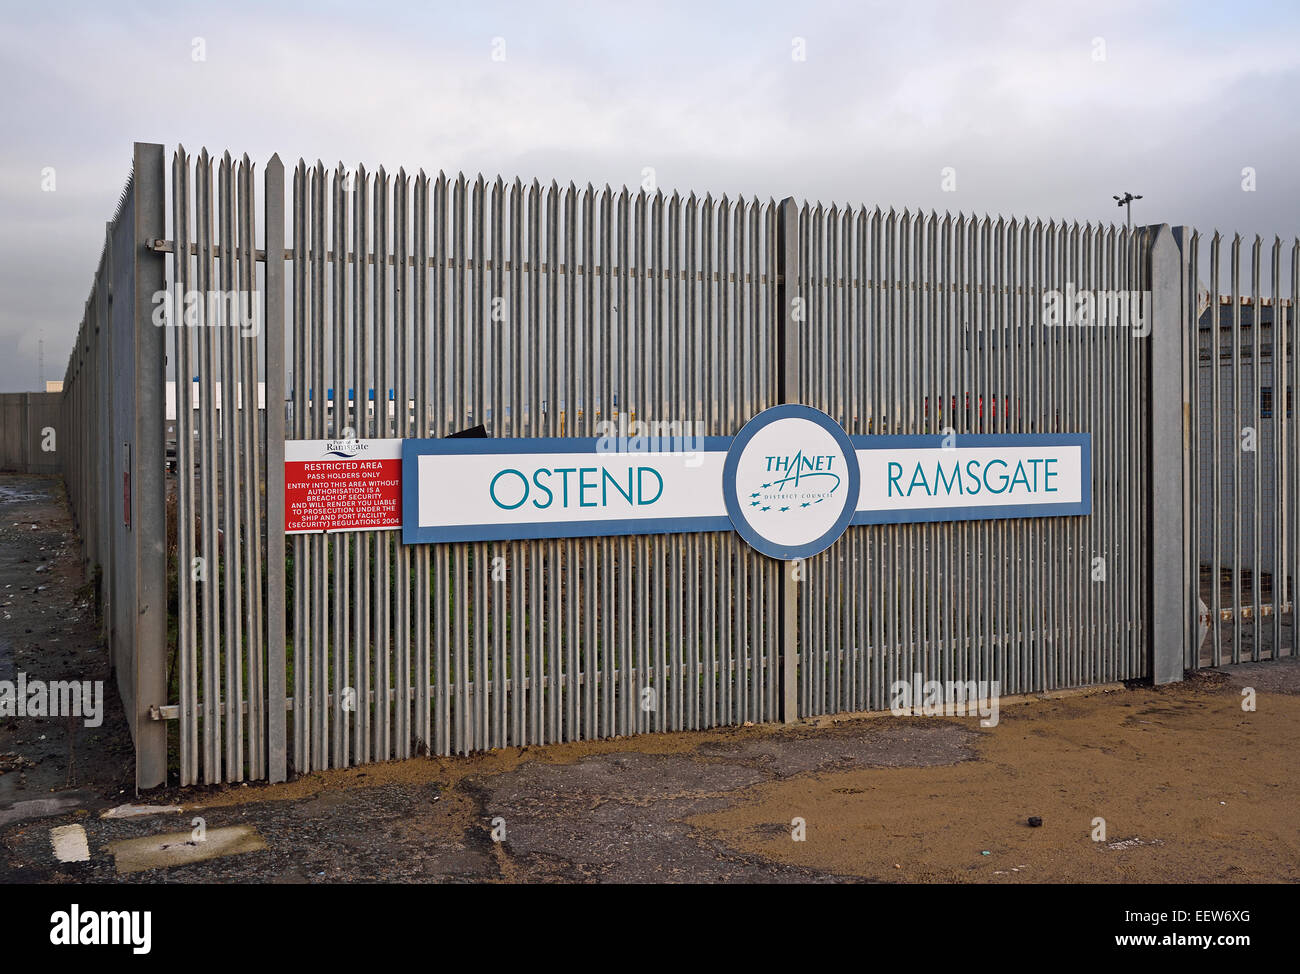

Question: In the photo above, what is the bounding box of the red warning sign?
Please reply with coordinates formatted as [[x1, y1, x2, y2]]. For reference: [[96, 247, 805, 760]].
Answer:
[[285, 438, 402, 534]]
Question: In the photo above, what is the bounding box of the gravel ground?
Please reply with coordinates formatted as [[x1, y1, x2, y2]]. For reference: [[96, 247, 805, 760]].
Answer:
[[4, 719, 977, 883], [2, 473, 1296, 884], [0, 475, 134, 814]]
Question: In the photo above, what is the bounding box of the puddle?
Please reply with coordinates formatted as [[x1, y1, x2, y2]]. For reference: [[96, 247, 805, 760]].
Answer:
[[107, 825, 268, 874], [0, 484, 46, 506], [0, 793, 90, 827]]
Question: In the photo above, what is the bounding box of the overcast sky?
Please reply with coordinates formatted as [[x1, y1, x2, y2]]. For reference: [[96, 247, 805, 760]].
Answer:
[[1, 0, 1298, 392]]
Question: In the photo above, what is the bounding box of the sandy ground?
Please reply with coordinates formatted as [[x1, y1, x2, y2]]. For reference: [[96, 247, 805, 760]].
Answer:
[[688, 671, 1299, 883], [1, 472, 1297, 883]]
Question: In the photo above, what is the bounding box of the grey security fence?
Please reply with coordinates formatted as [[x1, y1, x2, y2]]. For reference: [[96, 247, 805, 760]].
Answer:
[[795, 214, 1153, 715], [58, 142, 1291, 789], [59, 144, 168, 790], [161, 148, 785, 786], [1185, 233, 1299, 668]]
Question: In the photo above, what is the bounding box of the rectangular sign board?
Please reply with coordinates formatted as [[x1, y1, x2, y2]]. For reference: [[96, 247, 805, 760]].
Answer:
[[850, 433, 1090, 525], [402, 436, 733, 544], [285, 437, 402, 534], [401, 430, 1091, 546]]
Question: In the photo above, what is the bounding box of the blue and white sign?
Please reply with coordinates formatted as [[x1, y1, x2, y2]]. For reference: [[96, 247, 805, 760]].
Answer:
[[402, 408, 1091, 554], [850, 433, 1091, 525], [721, 404, 860, 560], [402, 436, 733, 544]]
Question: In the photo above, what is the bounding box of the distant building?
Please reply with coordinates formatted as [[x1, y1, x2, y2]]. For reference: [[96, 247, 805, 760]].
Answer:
[[1197, 296, 1294, 574], [164, 379, 269, 471]]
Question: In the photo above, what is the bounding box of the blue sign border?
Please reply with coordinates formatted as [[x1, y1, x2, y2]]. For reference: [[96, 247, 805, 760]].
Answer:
[[847, 432, 1091, 525], [722, 404, 862, 561], [402, 435, 734, 544]]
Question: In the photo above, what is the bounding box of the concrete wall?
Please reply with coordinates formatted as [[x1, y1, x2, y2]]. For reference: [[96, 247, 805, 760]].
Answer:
[[0, 392, 61, 474]]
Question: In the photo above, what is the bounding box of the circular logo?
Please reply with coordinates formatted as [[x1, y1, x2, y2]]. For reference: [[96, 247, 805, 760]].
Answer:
[[722, 404, 859, 560]]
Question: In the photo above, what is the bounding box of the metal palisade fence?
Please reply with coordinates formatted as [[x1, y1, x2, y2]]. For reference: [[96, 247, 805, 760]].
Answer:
[[1188, 232, 1299, 669], [796, 212, 1151, 715], [60, 145, 168, 790], [58, 143, 1296, 789], [166, 146, 786, 786]]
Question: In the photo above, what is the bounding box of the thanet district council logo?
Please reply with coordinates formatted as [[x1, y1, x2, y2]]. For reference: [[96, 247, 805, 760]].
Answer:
[[723, 404, 860, 561]]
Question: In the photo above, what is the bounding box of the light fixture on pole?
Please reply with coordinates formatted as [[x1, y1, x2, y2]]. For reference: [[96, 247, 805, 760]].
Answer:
[[1112, 192, 1143, 230]]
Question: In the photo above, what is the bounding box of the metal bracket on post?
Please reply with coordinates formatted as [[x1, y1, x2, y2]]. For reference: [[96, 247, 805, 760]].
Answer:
[[776, 197, 800, 723], [1148, 223, 1188, 684]]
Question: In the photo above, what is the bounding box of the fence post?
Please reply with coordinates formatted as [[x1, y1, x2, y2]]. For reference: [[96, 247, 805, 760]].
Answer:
[[133, 142, 168, 788], [776, 197, 800, 722], [265, 154, 289, 783], [1148, 223, 1189, 684], [1171, 225, 1200, 671]]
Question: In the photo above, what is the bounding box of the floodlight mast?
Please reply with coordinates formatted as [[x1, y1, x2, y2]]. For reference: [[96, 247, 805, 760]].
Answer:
[[1112, 191, 1143, 230]]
